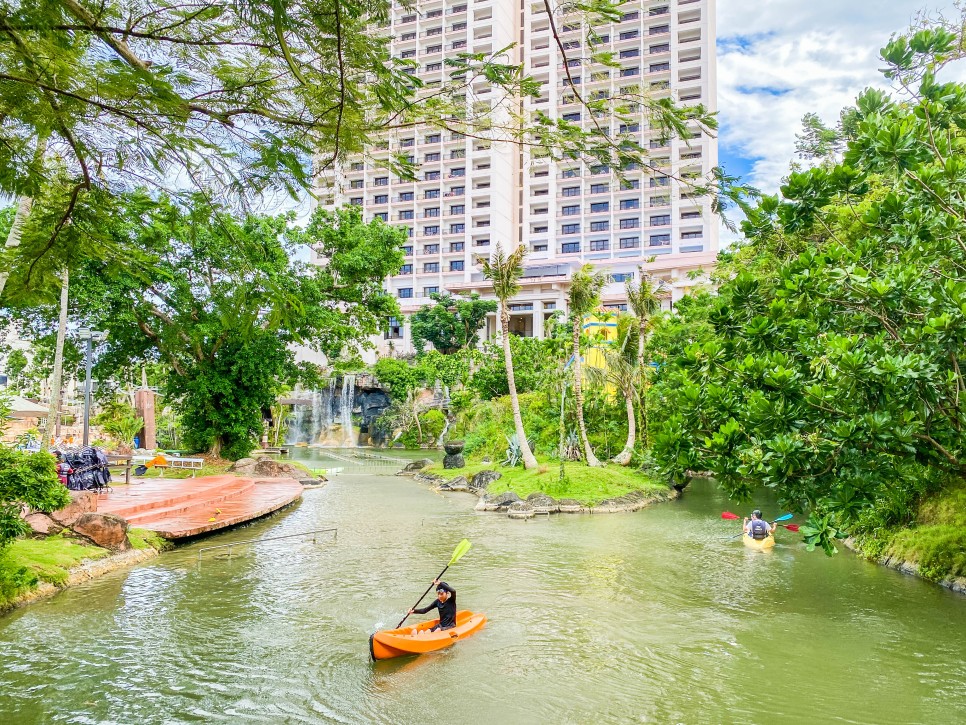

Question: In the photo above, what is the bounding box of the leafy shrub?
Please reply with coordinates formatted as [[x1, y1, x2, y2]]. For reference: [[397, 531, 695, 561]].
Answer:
[[0, 448, 70, 549]]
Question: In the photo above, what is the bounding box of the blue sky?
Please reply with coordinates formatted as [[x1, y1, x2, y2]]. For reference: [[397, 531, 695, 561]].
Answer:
[[716, 0, 962, 208]]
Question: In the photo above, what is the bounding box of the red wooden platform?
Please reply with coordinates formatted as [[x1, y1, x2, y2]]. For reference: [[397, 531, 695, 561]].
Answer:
[[97, 475, 303, 539]]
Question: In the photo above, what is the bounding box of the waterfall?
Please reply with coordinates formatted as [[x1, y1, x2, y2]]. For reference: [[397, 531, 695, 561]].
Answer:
[[340, 374, 356, 446]]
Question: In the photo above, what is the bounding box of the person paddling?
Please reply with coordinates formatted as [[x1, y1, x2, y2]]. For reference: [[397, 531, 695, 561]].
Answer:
[[408, 580, 456, 631], [743, 510, 776, 540]]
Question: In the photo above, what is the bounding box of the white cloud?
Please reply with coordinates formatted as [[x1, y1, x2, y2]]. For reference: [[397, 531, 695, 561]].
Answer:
[[716, 0, 962, 194]]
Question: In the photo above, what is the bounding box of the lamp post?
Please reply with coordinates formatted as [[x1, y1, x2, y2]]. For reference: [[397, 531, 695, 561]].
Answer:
[[78, 328, 106, 446]]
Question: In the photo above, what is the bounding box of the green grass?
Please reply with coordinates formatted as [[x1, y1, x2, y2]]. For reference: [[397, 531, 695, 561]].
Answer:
[[5, 534, 111, 587], [127, 528, 173, 552], [855, 478, 966, 583], [425, 458, 669, 504]]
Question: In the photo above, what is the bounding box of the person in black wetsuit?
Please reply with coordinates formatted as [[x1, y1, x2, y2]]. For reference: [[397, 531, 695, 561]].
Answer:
[[408, 580, 456, 631]]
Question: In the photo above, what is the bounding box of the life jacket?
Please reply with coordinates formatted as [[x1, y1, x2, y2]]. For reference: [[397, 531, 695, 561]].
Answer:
[[749, 518, 770, 540]]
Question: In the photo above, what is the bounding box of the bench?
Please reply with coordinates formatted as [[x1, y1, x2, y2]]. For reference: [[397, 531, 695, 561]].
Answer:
[[131, 455, 205, 477]]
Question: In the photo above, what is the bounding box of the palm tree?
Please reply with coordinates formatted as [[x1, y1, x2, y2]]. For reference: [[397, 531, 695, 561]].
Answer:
[[568, 264, 608, 467], [625, 268, 664, 448], [40, 268, 69, 452], [600, 332, 640, 466], [481, 243, 538, 469]]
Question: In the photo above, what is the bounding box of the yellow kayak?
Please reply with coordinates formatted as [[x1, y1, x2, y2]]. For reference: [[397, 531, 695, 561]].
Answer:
[[743, 534, 775, 550]]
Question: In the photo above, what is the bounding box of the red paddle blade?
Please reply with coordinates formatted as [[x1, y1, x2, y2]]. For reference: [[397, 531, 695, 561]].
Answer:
[[721, 512, 740, 520], [782, 524, 800, 532]]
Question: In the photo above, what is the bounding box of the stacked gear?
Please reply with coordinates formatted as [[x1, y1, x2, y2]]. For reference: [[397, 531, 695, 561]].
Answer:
[[64, 447, 112, 491]]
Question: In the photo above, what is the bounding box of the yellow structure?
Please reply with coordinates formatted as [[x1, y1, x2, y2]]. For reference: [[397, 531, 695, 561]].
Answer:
[[579, 314, 620, 394]]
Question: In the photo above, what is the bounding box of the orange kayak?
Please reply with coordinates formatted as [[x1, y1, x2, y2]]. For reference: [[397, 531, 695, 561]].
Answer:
[[369, 610, 486, 660], [743, 534, 775, 550]]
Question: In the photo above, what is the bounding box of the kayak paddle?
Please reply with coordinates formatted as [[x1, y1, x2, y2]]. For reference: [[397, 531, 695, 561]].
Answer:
[[396, 539, 472, 629], [721, 511, 794, 539]]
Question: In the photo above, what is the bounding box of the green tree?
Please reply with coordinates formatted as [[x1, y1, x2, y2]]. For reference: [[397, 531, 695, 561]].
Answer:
[[372, 357, 426, 401], [5, 349, 28, 390], [568, 264, 608, 467], [37, 197, 405, 459], [652, 20, 966, 553], [481, 244, 538, 470], [410, 293, 497, 354], [0, 447, 70, 549]]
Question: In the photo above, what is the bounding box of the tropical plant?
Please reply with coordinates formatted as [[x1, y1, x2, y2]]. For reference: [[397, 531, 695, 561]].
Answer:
[[481, 244, 538, 469], [0, 448, 70, 549], [410, 293, 497, 354], [503, 433, 536, 468], [567, 264, 608, 467]]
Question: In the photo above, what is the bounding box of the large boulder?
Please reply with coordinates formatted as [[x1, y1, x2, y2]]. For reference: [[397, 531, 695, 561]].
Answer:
[[469, 470, 502, 492], [72, 513, 130, 551], [402, 458, 434, 473], [475, 490, 521, 511], [438, 476, 469, 492], [50, 490, 98, 526], [414, 471, 445, 485], [25, 512, 64, 536], [507, 501, 535, 520], [228, 457, 258, 474], [558, 498, 583, 513], [526, 492, 559, 513]]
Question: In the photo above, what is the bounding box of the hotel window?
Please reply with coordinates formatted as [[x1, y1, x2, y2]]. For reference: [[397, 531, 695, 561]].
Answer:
[[398, 287, 413, 298], [590, 201, 609, 213], [590, 240, 609, 251], [619, 199, 640, 210], [401, 14, 416, 22], [562, 186, 581, 197], [563, 76, 581, 86], [681, 211, 702, 219], [619, 123, 640, 133], [452, 3, 467, 12], [400, 264, 413, 274], [650, 62, 670, 72], [424, 286, 439, 296], [450, 204, 465, 214], [562, 205, 580, 216], [561, 168, 580, 178], [590, 165, 610, 175], [399, 210, 414, 220], [374, 194, 388, 204], [562, 223, 580, 235], [350, 179, 364, 189], [427, 8, 442, 17], [424, 262, 439, 272], [427, 44, 442, 53], [450, 242, 465, 251], [426, 63, 442, 73], [374, 176, 388, 186], [401, 32, 416, 41], [562, 112, 581, 122], [424, 243, 440, 253], [402, 245, 413, 255], [621, 179, 641, 190], [682, 231, 704, 239], [448, 186, 465, 196], [350, 196, 363, 205], [650, 234, 671, 246], [425, 207, 440, 217], [619, 48, 640, 59], [399, 191, 414, 201], [619, 236, 640, 249], [449, 168, 466, 177], [649, 6, 669, 15], [619, 67, 640, 77], [427, 26, 442, 36], [650, 215, 670, 226], [649, 25, 670, 35], [424, 171, 440, 181], [561, 242, 581, 253], [452, 40, 467, 49], [450, 223, 465, 233], [611, 272, 634, 282], [449, 260, 465, 271], [425, 189, 440, 199], [590, 220, 609, 232], [619, 30, 639, 41], [423, 226, 440, 236], [425, 133, 441, 143], [621, 11, 639, 21], [452, 22, 466, 30], [373, 212, 388, 221], [590, 183, 609, 194], [619, 218, 640, 229], [533, 225, 548, 233], [401, 138, 415, 147], [650, 43, 670, 53]]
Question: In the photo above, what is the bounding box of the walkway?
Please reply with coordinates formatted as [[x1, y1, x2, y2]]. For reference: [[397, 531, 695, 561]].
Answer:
[[97, 475, 303, 539]]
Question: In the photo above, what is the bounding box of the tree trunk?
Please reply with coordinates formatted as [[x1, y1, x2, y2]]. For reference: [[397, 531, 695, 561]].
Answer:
[[210, 437, 222, 459], [611, 385, 636, 465], [502, 304, 538, 469], [40, 268, 69, 452], [0, 136, 47, 299], [572, 316, 602, 466]]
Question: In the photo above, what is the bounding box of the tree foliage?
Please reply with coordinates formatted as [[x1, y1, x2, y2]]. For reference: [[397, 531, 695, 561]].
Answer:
[[651, 21, 966, 554], [0, 448, 70, 549], [410, 293, 496, 355]]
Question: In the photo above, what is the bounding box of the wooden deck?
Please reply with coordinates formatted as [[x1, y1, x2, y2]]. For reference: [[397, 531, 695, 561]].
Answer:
[[97, 475, 303, 539]]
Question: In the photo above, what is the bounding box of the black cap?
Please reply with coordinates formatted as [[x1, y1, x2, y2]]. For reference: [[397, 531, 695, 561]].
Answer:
[[436, 581, 454, 593]]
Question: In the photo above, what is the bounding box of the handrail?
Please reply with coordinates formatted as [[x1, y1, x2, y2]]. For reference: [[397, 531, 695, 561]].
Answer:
[[196, 528, 337, 561]]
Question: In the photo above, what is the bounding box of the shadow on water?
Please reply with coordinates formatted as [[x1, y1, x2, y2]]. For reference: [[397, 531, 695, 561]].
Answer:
[[1, 470, 964, 724]]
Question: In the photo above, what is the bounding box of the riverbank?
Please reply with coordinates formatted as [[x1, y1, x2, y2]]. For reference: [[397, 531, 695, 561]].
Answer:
[[0, 528, 171, 614], [420, 459, 675, 513], [847, 478, 966, 595]]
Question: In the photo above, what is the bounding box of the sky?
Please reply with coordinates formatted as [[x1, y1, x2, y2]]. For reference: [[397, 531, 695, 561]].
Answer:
[[716, 0, 962, 226]]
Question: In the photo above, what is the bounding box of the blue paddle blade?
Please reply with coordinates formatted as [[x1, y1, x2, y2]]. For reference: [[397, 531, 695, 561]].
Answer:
[[774, 513, 793, 522]]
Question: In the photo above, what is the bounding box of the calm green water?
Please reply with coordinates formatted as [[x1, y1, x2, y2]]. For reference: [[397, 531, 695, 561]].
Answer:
[[1, 467, 965, 724]]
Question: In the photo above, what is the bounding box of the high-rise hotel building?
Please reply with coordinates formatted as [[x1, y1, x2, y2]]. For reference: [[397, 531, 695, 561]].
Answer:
[[317, 0, 717, 356]]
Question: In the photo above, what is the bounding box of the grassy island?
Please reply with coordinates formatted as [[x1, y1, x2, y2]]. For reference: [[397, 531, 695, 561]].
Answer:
[[424, 459, 670, 505]]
